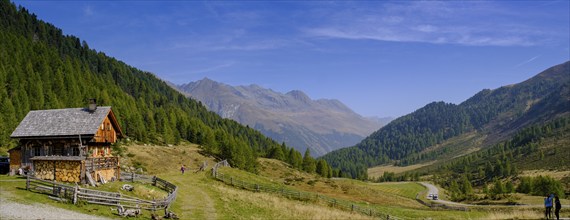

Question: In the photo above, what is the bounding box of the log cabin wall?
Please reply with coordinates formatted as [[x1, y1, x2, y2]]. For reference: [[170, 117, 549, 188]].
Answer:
[[20, 139, 86, 166], [94, 116, 118, 143]]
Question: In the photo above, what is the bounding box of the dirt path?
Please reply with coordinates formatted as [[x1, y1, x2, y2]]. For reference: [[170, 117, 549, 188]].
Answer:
[[168, 172, 217, 220], [419, 182, 570, 209], [0, 198, 111, 220], [420, 182, 474, 207], [193, 185, 217, 220]]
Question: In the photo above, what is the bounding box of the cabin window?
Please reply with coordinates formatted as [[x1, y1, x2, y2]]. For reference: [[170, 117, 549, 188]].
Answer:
[[53, 143, 64, 156], [32, 146, 41, 156], [107, 123, 111, 131], [70, 145, 80, 156], [101, 123, 104, 130]]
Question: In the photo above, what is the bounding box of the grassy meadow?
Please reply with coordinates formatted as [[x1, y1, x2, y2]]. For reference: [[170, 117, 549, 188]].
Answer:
[[1, 142, 567, 219]]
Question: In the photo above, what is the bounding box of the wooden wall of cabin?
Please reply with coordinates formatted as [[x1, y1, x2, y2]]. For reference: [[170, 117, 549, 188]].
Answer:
[[19, 139, 87, 165], [87, 144, 113, 158], [94, 116, 118, 143]]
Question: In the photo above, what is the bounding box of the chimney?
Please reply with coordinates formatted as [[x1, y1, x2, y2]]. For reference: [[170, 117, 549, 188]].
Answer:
[[88, 98, 97, 112]]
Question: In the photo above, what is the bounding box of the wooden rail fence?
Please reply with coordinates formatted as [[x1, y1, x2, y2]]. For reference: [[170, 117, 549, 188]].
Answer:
[[211, 160, 398, 220], [26, 173, 178, 212]]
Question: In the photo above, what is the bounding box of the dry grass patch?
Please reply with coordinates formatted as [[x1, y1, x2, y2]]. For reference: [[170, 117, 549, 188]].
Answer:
[[484, 209, 543, 219], [368, 162, 435, 177], [520, 169, 570, 180], [213, 183, 373, 220], [257, 158, 425, 209], [121, 142, 215, 175]]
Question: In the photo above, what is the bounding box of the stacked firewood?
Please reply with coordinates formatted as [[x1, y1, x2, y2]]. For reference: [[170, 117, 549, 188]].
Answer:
[[34, 160, 81, 183]]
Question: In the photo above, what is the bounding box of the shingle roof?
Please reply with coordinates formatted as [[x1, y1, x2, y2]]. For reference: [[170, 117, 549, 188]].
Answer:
[[11, 107, 112, 138]]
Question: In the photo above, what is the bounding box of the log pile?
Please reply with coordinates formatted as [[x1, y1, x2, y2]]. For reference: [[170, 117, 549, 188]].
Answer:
[[34, 160, 81, 183]]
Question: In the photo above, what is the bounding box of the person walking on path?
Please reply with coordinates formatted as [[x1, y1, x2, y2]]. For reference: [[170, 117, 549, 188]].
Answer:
[[180, 165, 186, 174], [545, 194, 553, 219], [554, 196, 561, 220]]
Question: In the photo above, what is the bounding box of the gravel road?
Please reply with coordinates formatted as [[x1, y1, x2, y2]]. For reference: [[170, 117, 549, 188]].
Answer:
[[0, 198, 111, 220]]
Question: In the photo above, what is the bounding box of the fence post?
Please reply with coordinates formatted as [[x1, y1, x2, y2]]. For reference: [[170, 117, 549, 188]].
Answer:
[[26, 175, 30, 190], [73, 185, 78, 204], [351, 204, 354, 211], [333, 199, 336, 207], [369, 209, 372, 216], [255, 184, 259, 192], [152, 176, 157, 186], [131, 172, 135, 183], [52, 179, 57, 196]]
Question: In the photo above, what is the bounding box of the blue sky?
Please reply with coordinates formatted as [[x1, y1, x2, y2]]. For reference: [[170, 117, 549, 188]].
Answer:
[[13, 1, 570, 117]]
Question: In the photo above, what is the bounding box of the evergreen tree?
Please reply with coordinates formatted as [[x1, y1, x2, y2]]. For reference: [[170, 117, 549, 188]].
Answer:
[[505, 181, 514, 193], [316, 159, 329, 178], [490, 179, 505, 200], [516, 177, 533, 194], [269, 145, 284, 161], [302, 148, 316, 173]]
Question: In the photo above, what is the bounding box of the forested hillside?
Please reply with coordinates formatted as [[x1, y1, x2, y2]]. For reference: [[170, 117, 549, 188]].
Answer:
[[322, 61, 570, 179], [420, 115, 570, 201], [0, 0, 304, 172]]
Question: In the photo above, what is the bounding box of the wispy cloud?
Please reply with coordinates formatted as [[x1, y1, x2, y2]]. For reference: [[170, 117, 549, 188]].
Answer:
[[189, 61, 236, 74], [304, 1, 548, 46], [83, 5, 94, 17], [515, 55, 541, 67]]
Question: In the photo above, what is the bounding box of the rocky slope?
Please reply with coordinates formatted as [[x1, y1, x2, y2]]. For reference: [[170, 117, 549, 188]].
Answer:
[[177, 79, 389, 156]]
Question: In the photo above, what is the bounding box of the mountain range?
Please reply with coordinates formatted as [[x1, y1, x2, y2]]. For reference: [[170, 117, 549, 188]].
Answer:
[[322, 61, 570, 179], [176, 78, 391, 156]]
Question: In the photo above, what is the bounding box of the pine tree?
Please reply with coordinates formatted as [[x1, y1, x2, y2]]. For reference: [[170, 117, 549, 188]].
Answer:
[[491, 179, 504, 200], [505, 181, 514, 193], [316, 159, 329, 178], [269, 145, 284, 161], [302, 148, 316, 173]]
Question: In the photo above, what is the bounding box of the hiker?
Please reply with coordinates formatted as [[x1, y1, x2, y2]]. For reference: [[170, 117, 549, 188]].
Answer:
[[180, 165, 186, 174], [545, 194, 554, 219], [554, 195, 561, 220]]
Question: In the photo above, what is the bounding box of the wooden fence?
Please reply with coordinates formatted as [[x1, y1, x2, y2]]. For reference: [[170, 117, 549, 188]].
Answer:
[[211, 160, 398, 220], [26, 173, 178, 212]]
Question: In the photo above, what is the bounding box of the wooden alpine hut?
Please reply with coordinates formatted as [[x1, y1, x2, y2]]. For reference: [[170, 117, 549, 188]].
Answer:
[[10, 99, 123, 184]]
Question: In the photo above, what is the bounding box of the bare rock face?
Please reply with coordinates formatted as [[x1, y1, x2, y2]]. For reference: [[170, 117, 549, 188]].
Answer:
[[176, 78, 391, 156]]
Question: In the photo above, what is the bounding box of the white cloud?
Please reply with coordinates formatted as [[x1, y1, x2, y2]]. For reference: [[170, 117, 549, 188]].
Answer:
[[303, 1, 549, 47]]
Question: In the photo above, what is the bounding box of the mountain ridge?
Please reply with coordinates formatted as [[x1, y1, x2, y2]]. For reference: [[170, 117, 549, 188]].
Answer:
[[176, 78, 390, 156], [322, 61, 570, 179]]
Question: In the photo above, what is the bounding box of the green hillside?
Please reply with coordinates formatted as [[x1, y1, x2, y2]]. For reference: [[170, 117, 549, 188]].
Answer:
[[322, 61, 570, 179], [0, 0, 305, 172]]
